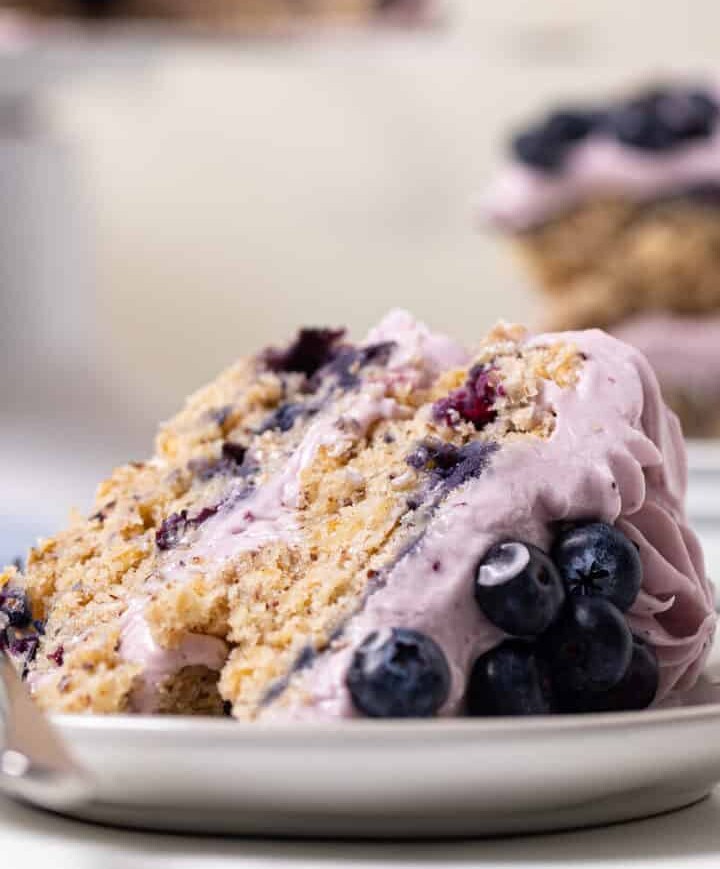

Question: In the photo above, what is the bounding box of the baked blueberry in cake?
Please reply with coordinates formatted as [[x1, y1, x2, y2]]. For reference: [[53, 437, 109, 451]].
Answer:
[[481, 82, 720, 436], [1, 311, 715, 719]]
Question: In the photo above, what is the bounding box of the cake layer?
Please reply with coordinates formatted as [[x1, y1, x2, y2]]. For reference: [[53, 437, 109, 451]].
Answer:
[[508, 196, 720, 329]]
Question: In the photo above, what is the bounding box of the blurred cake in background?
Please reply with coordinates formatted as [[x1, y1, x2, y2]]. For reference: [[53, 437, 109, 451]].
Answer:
[[482, 82, 720, 437], [13, 0, 430, 26]]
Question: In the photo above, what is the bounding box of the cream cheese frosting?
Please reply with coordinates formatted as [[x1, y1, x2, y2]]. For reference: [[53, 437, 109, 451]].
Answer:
[[119, 601, 228, 713]]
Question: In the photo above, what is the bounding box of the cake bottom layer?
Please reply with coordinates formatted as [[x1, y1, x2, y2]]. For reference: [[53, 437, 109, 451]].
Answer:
[[513, 194, 720, 332]]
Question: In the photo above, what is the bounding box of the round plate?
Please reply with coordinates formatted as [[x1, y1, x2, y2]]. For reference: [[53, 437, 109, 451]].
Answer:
[[34, 674, 720, 838], [687, 440, 720, 520]]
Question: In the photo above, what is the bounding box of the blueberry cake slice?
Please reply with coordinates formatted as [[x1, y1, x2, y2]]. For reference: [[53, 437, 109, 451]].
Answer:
[[1, 311, 715, 719], [481, 82, 720, 436]]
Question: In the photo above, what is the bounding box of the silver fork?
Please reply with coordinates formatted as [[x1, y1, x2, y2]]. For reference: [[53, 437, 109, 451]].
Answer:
[[0, 651, 91, 808]]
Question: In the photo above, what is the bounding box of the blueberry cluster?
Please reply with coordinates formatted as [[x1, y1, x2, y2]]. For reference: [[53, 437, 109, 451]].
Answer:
[[344, 522, 658, 718], [469, 522, 657, 715], [512, 86, 719, 173]]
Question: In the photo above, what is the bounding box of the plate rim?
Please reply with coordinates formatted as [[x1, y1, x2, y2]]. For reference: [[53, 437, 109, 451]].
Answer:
[[51, 693, 720, 744]]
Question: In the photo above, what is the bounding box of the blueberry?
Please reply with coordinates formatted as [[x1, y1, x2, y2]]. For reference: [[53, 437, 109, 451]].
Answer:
[[0, 590, 32, 628], [47, 645, 65, 667], [474, 542, 565, 637], [511, 130, 566, 172], [257, 403, 307, 434], [543, 109, 596, 143], [155, 505, 218, 551], [467, 641, 554, 716], [316, 341, 396, 391], [565, 637, 659, 713], [346, 628, 450, 718], [552, 522, 642, 612], [656, 91, 716, 141], [263, 328, 345, 378], [607, 101, 676, 151], [220, 441, 247, 466], [688, 89, 719, 120], [543, 596, 633, 697], [406, 439, 498, 493], [432, 365, 498, 429]]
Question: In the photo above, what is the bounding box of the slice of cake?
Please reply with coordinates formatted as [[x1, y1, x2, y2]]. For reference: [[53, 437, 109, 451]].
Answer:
[[481, 82, 720, 436], [1, 311, 714, 719]]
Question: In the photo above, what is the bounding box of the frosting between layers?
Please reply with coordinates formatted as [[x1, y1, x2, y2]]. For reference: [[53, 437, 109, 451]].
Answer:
[[157, 384, 411, 589], [119, 601, 228, 713], [269, 328, 715, 719], [482, 125, 720, 231], [612, 313, 720, 397], [156, 310, 466, 592], [117, 311, 461, 710]]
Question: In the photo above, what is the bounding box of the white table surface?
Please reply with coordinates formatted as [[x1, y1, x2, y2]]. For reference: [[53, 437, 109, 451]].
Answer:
[[1, 787, 719, 868]]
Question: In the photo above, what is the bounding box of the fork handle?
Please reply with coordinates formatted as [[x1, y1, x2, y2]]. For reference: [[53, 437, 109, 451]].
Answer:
[[0, 652, 91, 808]]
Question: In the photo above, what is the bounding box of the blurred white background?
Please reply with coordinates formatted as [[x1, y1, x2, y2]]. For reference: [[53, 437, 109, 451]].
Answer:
[[3, 0, 720, 559]]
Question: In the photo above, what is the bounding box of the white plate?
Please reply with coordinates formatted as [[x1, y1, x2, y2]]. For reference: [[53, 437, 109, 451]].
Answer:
[[14, 446, 720, 839], [686, 440, 720, 521], [27, 674, 720, 839]]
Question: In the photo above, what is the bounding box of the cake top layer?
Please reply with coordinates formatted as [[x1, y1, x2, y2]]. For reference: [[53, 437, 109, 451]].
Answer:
[[481, 83, 720, 231]]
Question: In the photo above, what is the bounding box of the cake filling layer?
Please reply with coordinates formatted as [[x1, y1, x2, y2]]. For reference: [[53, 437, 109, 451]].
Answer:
[[119, 602, 228, 713], [157, 383, 411, 586]]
